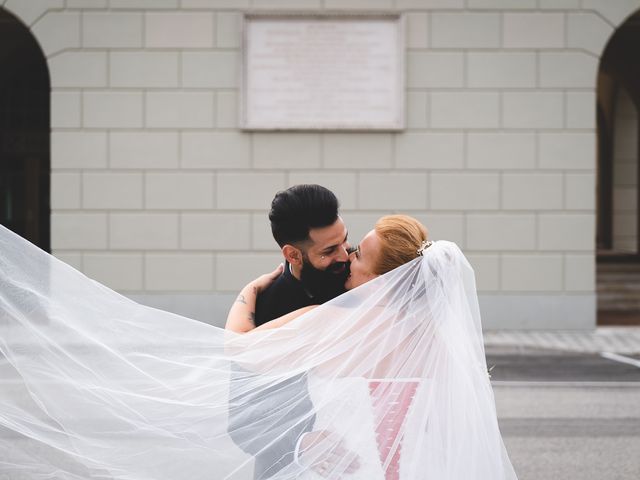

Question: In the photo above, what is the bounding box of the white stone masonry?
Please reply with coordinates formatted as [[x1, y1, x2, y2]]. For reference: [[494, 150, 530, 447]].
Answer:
[[3, 0, 636, 328]]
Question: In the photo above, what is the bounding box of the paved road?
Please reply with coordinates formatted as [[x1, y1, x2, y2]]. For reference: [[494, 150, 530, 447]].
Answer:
[[488, 349, 640, 480], [3, 349, 638, 479], [487, 348, 640, 383]]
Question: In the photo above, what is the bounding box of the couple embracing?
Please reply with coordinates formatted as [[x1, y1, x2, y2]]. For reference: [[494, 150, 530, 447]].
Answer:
[[225, 184, 518, 480], [0, 184, 517, 480]]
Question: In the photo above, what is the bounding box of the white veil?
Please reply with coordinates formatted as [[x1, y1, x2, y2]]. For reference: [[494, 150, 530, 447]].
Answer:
[[0, 224, 517, 480]]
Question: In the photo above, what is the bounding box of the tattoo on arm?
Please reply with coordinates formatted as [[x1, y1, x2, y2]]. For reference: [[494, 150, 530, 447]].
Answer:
[[249, 312, 255, 324], [236, 294, 247, 305]]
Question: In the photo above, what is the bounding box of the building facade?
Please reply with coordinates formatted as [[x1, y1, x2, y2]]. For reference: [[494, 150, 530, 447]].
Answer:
[[1, 0, 639, 329]]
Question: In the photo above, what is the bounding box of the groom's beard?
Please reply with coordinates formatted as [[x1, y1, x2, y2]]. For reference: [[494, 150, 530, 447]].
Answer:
[[300, 258, 350, 303]]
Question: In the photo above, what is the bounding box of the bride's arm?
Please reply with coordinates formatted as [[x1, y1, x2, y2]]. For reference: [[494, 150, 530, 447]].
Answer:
[[252, 305, 317, 332], [224, 265, 317, 333]]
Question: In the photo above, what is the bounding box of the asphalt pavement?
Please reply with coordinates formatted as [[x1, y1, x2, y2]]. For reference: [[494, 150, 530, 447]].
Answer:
[[487, 347, 640, 383], [487, 336, 640, 480]]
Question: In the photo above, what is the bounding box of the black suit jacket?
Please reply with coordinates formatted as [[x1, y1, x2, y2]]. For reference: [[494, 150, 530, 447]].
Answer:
[[228, 263, 342, 479], [254, 261, 316, 327]]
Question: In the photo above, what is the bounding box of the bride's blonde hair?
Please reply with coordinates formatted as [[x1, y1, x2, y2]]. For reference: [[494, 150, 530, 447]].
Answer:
[[373, 215, 429, 275]]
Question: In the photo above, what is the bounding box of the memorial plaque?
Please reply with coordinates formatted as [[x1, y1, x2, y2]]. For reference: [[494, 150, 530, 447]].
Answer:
[[241, 14, 404, 130]]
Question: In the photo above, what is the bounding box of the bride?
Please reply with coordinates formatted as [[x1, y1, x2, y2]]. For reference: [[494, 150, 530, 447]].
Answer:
[[0, 216, 517, 480], [226, 215, 517, 480]]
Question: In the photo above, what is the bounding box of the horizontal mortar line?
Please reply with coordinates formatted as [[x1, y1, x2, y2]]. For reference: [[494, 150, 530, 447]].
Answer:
[[405, 129, 596, 133], [57, 251, 280, 255], [53, 87, 238, 92], [53, 170, 597, 177], [50, 47, 240, 55], [241, 9, 403, 15], [49, 128, 597, 133], [82, 87, 239, 92], [51, 250, 595, 257], [53, 208, 596, 213], [72, 87, 582, 93], [408, 46, 595, 52], [411, 86, 594, 91], [50, 204, 593, 212], [72, 7, 237, 11], [408, 88, 596, 93], [56, 169, 599, 175], [51, 169, 598, 175], [410, 87, 545, 91], [498, 417, 640, 437]]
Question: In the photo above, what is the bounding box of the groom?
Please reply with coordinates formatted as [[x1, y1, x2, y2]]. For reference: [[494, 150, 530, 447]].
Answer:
[[227, 184, 357, 479], [257, 184, 350, 322]]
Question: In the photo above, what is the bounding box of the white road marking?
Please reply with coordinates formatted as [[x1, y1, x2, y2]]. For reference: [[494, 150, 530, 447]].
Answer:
[[600, 352, 640, 368]]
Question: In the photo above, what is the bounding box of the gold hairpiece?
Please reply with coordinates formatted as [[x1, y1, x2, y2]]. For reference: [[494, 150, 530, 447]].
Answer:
[[417, 240, 433, 256]]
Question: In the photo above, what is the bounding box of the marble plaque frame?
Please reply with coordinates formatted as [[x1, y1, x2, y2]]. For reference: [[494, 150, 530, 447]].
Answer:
[[241, 12, 405, 131]]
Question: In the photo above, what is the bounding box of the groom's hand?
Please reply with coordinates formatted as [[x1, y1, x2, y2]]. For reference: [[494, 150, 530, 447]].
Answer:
[[298, 430, 360, 478]]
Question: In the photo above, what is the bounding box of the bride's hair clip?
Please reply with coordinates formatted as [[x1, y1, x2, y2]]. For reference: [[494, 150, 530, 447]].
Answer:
[[417, 240, 433, 256]]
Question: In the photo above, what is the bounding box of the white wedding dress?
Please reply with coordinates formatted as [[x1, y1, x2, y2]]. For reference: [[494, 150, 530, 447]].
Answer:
[[304, 377, 425, 480], [0, 224, 517, 480]]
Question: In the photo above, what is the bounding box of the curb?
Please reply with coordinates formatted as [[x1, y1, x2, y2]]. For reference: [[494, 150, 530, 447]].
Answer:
[[483, 327, 640, 355]]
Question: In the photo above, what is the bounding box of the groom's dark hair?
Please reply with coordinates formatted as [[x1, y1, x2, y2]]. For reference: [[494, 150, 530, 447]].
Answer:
[[269, 184, 340, 247]]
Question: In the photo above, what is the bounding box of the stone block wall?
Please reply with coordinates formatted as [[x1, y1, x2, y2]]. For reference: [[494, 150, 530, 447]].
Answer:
[[5, 0, 640, 328]]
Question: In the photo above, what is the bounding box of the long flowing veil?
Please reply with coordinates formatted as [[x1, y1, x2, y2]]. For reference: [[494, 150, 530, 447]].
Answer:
[[0, 224, 517, 480]]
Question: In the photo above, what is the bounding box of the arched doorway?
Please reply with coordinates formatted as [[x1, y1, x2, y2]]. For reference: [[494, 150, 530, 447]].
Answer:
[[596, 10, 640, 325], [0, 8, 50, 251]]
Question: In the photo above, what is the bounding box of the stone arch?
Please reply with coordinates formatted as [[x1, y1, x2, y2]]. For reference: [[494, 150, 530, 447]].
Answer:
[[595, 6, 640, 324], [0, 6, 51, 251]]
